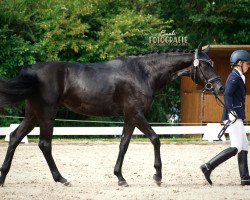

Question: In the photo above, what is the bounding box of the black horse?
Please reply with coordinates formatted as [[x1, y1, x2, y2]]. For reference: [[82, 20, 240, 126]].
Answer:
[[0, 44, 223, 187]]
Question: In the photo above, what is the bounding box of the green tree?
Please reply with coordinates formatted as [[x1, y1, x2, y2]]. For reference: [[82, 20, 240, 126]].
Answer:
[[1, 0, 249, 127], [155, 0, 250, 46], [0, 0, 174, 126]]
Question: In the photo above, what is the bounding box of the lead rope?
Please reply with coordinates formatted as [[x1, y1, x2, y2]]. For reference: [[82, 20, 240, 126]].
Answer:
[[210, 91, 237, 141], [193, 57, 238, 141]]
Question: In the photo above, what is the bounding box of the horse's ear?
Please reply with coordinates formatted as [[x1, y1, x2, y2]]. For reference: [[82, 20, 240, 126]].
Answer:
[[197, 42, 202, 53], [203, 44, 210, 54], [195, 42, 203, 59]]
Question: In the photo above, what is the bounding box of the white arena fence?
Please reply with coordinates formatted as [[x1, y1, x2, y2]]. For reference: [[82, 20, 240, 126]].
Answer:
[[1, 121, 250, 144]]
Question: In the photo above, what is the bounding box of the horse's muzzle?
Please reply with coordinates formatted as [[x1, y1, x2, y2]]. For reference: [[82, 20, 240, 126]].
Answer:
[[206, 76, 224, 95], [213, 83, 224, 95]]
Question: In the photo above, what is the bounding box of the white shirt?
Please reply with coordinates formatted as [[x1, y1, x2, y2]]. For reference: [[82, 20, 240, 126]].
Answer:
[[235, 68, 245, 84]]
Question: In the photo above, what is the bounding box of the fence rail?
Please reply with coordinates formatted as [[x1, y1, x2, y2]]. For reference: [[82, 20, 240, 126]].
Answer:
[[1, 123, 250, 136], [1, 124, 250, 144], [0, 124, 210, 136]]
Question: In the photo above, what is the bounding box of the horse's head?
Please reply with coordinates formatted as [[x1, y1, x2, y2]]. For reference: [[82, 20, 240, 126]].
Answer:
[[191, 43, 224, 95]]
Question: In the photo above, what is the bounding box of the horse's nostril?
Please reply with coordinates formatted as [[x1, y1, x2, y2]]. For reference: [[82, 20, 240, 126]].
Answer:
[[219, 86, 225, 93]]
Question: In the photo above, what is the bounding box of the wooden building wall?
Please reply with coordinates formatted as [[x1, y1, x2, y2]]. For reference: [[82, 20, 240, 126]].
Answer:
[[181, 45, 250, 124]]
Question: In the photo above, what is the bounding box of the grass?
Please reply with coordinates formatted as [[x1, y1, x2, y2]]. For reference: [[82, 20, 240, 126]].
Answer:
[[0, 135, 208, 143]]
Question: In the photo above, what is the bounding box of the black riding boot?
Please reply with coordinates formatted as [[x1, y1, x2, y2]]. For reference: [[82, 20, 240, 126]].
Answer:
[[200, 147, 238, 185], [238, 150, 250, 186]]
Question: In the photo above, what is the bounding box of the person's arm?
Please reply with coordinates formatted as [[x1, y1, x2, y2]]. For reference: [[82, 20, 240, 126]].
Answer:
[[224, 77, 239, 120]]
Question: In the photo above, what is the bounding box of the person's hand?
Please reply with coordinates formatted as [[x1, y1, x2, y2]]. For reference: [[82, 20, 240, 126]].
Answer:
[[229, 111, 237, 121]]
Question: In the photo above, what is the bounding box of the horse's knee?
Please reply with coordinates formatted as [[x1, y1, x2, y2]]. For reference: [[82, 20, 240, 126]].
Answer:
[[38, 140, 51, 153], [151, 135, 160, 147]]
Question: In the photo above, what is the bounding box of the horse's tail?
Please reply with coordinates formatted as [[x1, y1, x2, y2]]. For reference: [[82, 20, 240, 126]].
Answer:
[[0, 71, 39, 108]]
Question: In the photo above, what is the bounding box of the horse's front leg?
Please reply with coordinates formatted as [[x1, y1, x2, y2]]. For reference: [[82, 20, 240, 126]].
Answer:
[[114, 119, 135, 187], [134, 112, 162, 186]]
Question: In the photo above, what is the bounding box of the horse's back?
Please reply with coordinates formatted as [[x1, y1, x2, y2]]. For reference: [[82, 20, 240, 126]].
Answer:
[[23, 59, 152, 117], [24, 61, 127, 116]]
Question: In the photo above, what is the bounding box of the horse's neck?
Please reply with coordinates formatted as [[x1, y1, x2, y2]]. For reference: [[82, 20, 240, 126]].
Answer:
[[143, 53, 194, 91]]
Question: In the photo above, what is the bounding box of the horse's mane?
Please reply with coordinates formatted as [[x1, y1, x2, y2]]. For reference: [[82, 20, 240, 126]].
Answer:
[[123, 49, 195, 57]]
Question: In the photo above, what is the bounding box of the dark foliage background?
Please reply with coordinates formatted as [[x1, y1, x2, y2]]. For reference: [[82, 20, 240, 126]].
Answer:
[[0, 0, 249, 126]]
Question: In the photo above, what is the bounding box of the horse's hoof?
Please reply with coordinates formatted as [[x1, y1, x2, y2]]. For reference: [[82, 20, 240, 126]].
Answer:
[[153, 174, 162, 186], [63, 181, 72, 187], [59, 177, 68, 184], [59, 177, 71, 186], [118, 180, 129, 187]]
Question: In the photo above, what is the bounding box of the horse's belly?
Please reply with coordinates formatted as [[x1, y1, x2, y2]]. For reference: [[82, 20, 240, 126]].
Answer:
[[61, 95, 122, 117]]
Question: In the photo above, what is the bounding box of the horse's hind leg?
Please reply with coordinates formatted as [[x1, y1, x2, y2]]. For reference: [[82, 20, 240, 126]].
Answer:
[[37, 107, 68, 185], [0, 106, 37, 186], [114, 119, 135, 187]]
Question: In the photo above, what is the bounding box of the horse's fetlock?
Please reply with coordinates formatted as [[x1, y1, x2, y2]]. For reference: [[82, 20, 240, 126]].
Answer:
[[52, 172, 62, 182], [114, 169, 120, 176], [154, 163, 162, 170]]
